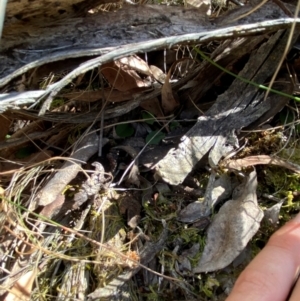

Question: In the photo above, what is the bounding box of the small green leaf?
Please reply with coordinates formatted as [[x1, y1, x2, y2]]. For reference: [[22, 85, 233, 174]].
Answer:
[[115, 123, 135, 138], [141, 111, 156, 125], [146, 131, 165, 145]]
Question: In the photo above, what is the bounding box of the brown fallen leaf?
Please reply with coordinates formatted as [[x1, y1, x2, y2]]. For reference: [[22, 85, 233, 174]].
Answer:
[[140, 98, 165, 121], [224, 155, 300, 174], [100, 60, 149, 92]]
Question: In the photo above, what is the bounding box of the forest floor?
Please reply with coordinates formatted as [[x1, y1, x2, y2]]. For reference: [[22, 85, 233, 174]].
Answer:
[[1, 1, 300, 300]]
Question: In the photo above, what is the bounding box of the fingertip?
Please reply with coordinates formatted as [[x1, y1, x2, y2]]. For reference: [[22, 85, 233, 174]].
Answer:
[[226, 267, 281, 301], [226, 214, 300, 301]]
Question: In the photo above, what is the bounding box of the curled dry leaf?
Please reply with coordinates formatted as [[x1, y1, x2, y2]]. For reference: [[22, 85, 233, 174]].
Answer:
[[224, 155, 300, 173], [149, 65, 166, 83], [119, 56, 151, 76], [193, 170, 263, 273], [100, 59, 149, 92], [185, 0, 210, 12]]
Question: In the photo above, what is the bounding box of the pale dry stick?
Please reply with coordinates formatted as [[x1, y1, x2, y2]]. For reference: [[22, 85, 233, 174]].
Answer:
[[0, 157, 89, 200], [264, 0, 300, 101], [188, 95, 206, 116], [0, 0, 7, 40], [37, 131, 100, 207], [5, 165, 45, 209], [241, 119, 300, 132]]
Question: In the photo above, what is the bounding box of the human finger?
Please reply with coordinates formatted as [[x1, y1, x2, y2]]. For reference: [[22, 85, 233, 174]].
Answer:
[[288, 272, 300, 301], [226, 212, 300, 301]]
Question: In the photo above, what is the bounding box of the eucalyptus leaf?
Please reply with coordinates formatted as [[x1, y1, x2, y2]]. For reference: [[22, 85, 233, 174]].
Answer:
[[193, 170, 263, 273]]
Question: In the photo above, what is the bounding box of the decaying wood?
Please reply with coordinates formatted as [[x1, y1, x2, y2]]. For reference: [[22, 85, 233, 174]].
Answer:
[[5, 0, 117, 24], [0, 4, 210, 84], [2, 18, 299, 114], [1, 1, 300, 298], [183, 36, 266, 105], [2, 4, 207, 53], [155, 30, 298, 185], [0, 2, 295, 88]]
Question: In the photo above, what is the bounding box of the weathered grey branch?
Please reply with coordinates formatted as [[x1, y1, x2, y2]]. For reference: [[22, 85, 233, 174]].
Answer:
[[1, 17, 299, 113], [155, 29, 297, 184], [5, 0, 116, 24], [0, 2, 294, 85], [37, 131, 99, 207]]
